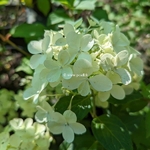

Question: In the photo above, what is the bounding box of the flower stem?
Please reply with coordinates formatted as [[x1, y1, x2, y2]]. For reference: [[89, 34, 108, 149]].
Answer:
[[91, 92, 97, 118]]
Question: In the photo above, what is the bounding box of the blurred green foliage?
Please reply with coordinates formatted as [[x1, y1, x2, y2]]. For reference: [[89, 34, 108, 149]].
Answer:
[[0, 0, 150, 150]]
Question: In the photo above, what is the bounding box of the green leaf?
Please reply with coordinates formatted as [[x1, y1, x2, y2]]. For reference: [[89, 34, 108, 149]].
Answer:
[[15, 58, 33, 74], [74, 130, 104, 150], [145, 111, 150, 138], [54, 96, 72, 113], [132, 120, 150, 149], [126, 99, 147, 112], [121, 115, 143, 133], [108, 91, 143, 105], [91, 114, 133, 150], [54, 0, 75, 8], [141, 82, 150, 99], [109, 91, 147, 112], [37, 0, 51, 16], [75, 0, 97, 10], [47, 9, 70, 26], [59, 141, 73, 150], [92, 8, 108, 20], [0, 0, 9, 5], [71, 95, 92, 120], [74, 18, 83, 29], [10, 23, 45, 38]]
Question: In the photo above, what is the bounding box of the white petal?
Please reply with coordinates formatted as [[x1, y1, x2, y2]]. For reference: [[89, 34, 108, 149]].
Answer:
[[48, 121, 64, 134], [98, 34, 107, 44], [10, 118, 23, 130], [40, 68, 50, 82], [28, 40, 42, 54], [58, 50, 70, 65], [100, 21, 114, 34], [110, 85, 125, 100], [114, 68, 132, 85], [73, 59, 93, 75], [62, 125, 74, 143], [62, 67, 73, 79], [89, 74, 112, 92], [47, 69, 61, 82], [50, 112, 66, 123], [81, 34, 94, 51], [78, 80, 91, 96], [106, 71, 121, 84], [69, 122, 86, 134], [114, 50, 129, 66], [112, 26, 130, 47], [33, 93, 40, 103], [118, 33, 130, 46], [62, 76, 84, 90], [9, 134, 21, 148], [122, 84, 134, 95], [53, 33, 63, 44], [30, 54, 46, 69], [98, 91, 110, 102], [63, 110, 77, 123], [77, 52, 92, 63], [42, 35, 50, 52], [64, 23, 74, 36], [100, 53, 113, 60], [40, 100, 54, 114], [44, 59, 60, 70], [33, 122, 46, 135], [55, 38, 67, 46], [128, 57, 143, 76], [23, 87, 36, 100], [35, 110, 47, 123], [95, 96, 109, 108], [50, 81, 60, 87], [24, 118, 33, 129], [66, 32, 81, 49]]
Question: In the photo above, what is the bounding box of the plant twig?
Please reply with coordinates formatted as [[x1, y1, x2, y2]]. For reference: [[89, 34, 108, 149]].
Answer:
[[0, 34, 30, 57], [92, 96, 97, 118]]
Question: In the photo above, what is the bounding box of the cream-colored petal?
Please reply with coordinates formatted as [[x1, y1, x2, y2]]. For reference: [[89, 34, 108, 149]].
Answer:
[[98, 91, 110, 102], [48, 121, 63, 134], [89, 74, 112, 92], [110, 85, 125, 100], [62, 125, 74, 143], [28, 40, 42, 54], [78, 80, 91, 96], [69, 122, 86, 134], [63, 110, 77, 123]]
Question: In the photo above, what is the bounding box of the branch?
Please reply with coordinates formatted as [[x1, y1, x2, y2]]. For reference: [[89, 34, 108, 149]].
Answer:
[[0, 34, 30, 57]]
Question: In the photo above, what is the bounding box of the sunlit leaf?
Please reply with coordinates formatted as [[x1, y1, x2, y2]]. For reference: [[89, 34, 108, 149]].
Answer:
[[91, 114, 133, 150], [10, 23, 45, 38], [37, 0, 51, 16], [71, 95, 91, 120]]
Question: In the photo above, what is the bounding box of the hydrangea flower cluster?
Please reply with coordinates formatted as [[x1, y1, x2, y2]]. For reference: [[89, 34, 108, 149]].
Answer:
[[35, 101, 86, 143], [0, 118, 52, 150], [24, 19, 143, 103], [22, 19, 143, 143]]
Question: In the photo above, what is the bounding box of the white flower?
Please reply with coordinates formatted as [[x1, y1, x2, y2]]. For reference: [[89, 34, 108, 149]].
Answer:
[[28, 36, 51, 69], [66, 31, 94, 62], [62, 59, 112, 96], [35, 101, 54, 123], [48, 110, 86, 143], [127, 54, 143, 76], [44, 50, 73, 82], [112, 25, 130, 53]]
